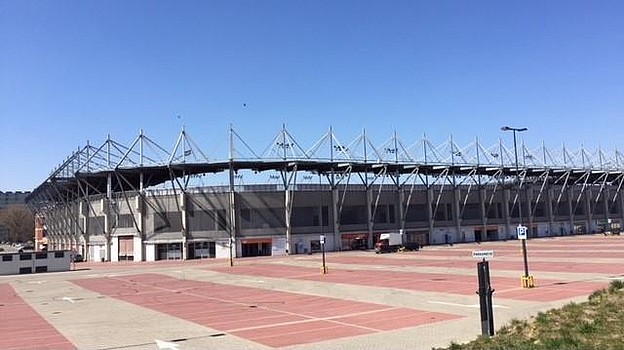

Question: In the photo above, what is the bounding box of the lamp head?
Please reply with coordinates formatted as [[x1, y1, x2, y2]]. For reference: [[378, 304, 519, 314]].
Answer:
[[501, 126, 528, 132]]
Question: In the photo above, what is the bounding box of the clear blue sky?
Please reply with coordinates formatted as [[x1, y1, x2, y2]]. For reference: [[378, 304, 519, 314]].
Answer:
[[2, 1, 624, 191]]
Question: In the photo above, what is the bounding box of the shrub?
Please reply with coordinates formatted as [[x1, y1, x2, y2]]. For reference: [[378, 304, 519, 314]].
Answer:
[[608, 279, 624, 293]]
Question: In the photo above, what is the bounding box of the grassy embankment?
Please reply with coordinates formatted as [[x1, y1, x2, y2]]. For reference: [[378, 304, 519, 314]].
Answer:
[[435, 280, 624, 350]]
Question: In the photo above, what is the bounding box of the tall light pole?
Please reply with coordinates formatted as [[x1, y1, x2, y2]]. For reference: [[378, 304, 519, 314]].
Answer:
[[501, 126, 535, 288]]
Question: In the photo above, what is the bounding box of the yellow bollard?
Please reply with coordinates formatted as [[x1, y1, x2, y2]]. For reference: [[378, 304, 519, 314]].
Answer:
[[521, 275, 536, 288]]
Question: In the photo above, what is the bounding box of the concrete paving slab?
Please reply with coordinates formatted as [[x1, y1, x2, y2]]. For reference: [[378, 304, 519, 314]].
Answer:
[[0, 283, 74, 350], [0, 234, 622, 350], [72, 273, 461, 348]]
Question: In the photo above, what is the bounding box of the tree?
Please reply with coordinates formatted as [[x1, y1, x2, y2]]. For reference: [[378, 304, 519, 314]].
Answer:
[[0, 205, 34, 243]]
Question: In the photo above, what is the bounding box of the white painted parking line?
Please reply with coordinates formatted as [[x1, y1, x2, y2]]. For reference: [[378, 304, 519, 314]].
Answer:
[[155, 339, 180, 350], [245, 279, 265, 283]]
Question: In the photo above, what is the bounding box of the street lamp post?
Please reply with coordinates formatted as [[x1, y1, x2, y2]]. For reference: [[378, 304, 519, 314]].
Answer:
[[501, 126, 535, 288]]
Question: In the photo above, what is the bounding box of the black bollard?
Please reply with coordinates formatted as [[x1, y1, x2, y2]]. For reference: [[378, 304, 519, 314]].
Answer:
[[477, 259, 495, 336]]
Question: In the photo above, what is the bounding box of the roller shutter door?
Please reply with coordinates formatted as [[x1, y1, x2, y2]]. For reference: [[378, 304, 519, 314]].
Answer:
[[118, 236, 134, 261]]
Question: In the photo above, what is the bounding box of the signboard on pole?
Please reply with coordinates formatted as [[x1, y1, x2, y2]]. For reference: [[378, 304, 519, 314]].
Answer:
[[516, 225, 528, 240], [472, 250, 494, 260], [320, 235, 326, 245]]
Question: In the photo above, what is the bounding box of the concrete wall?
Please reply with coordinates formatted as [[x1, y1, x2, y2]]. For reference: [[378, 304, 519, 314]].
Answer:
[[0, 251, 71, 275], [145, 243, 156, 261], [215, 239, 231, 259]]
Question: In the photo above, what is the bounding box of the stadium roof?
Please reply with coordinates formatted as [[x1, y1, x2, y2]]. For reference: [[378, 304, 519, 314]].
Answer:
[[26, 125, 624, 206]]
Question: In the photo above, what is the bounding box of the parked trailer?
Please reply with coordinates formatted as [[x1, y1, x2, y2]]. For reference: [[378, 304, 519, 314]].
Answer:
[[374, 232, 420, 253]]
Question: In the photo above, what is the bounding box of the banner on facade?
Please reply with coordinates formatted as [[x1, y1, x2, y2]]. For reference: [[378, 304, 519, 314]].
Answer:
[[272, 237, 287, 256]]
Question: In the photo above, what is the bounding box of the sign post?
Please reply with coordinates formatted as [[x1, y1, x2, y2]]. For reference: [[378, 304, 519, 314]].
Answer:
[[477, 259, 495, 336], [320, 235, 327, 274], [516, 225, 535, 288], [472, 250, 495, 336]]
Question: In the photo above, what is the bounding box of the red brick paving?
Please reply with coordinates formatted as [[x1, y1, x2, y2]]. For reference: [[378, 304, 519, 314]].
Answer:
[[5, 235, 619, 349], [310, 254, 624, 275], [0, 284, 75, 350], [209, 263, 609, 302], [335, 308, 449, 331], [231, 320, 372, 348], [73, 273, 461, 348]]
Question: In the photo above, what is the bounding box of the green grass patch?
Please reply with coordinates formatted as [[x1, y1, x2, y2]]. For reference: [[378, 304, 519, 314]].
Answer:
[[434, 280, 624, 350]]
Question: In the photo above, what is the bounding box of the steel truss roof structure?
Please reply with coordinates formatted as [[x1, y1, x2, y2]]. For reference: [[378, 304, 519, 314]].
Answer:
[[26, 124, 624, 209]]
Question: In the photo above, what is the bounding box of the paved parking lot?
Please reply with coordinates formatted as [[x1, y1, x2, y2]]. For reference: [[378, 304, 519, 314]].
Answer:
[[1, 234, 623, 350]]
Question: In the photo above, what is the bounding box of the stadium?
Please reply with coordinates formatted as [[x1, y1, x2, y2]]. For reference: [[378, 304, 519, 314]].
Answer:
[[25, 125, 624, 262]]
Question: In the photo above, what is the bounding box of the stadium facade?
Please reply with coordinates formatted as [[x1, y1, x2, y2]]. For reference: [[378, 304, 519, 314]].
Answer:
[[26, 126, 624, 262]]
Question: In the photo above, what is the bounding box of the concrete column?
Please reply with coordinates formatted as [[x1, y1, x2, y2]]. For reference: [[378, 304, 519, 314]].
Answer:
[[453, 186, 461, 242], [180, 192, 188, 259], [228, 165, 238, 260], [67, 205, 76, 251], [82, 202, 90, 260], [138, 172, 145, 261], [503, 188, 511, 239], [134, 195, 144, 262], [620, 187, 624, 228], [526, 187, 534, 238], [82, 182, 91, 260], [604, 187, 610, 226], [103, 200, 111, 261], [427, 186, 434, 244], [62, 207, 69, 249], [105, 173, 112, 261], [568, 188, 575, 234], [398, 186, 405, 232], [546, 186, 554, 237], [331, 187, 341, 251], [284, 186, 293, 254], [479, 187, 487, 240], [366, 186, 374, 249], [585, 188, 593, 234]]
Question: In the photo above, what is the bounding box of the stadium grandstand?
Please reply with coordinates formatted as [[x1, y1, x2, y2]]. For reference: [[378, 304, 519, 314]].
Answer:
[[25, 125, 624, 262]]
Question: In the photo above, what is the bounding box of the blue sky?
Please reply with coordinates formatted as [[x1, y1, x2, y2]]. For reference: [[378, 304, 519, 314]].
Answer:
[[1, 1, 624, 191]]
